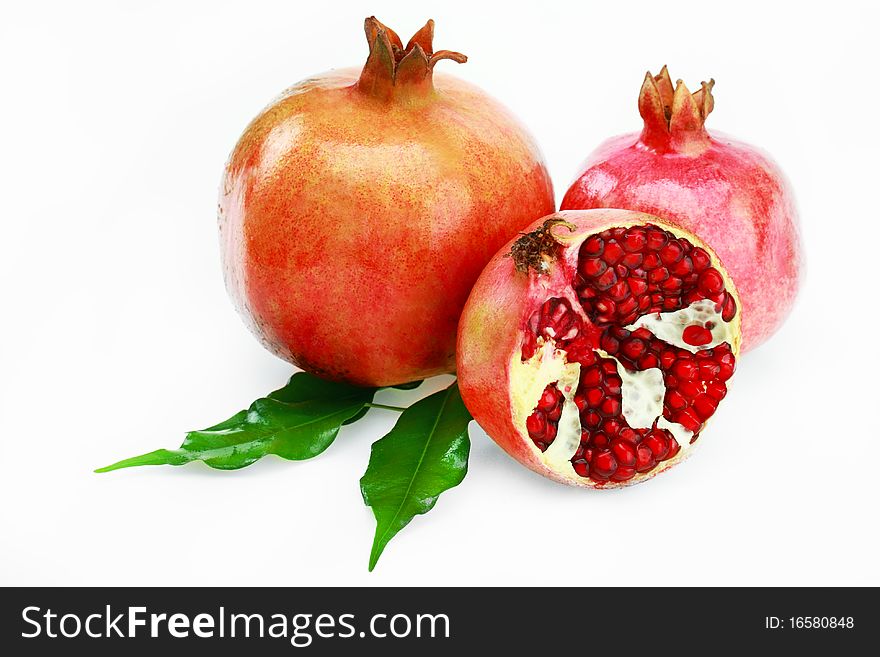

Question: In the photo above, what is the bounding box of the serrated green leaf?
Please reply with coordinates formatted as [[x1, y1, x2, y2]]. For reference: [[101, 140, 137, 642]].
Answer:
[[96, 373, 377, 472], [360, 382, 472, 571]]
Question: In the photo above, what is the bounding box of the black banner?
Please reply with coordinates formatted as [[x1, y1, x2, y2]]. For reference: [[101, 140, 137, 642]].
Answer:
[[0, 587, 874, 653]]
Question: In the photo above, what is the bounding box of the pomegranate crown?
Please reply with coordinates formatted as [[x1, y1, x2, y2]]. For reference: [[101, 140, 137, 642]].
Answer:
[[507, 218, 576, 274], [638, 66, 715, 153], [356, 17, 467, 102]]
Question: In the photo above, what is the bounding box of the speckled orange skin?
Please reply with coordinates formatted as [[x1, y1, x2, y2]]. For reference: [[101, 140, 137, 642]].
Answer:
[[561, 72, 801, 352], [220, 66, 554, 386], [457, 209, 741, 488]]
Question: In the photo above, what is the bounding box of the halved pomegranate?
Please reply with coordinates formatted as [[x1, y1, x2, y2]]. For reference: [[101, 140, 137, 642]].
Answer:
[[457, 209, 742, 487]]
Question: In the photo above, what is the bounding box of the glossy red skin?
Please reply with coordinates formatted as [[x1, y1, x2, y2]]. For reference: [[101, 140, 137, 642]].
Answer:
[[456, 233, 533, 476], [562, 129, 801, 351], [220, 68, 554, 386]]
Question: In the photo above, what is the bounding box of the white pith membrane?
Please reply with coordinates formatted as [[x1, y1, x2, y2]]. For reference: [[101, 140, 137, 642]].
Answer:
[[507, 220, 740, 486], [509, 340, 583, 471], [626, 299, 735, 353]]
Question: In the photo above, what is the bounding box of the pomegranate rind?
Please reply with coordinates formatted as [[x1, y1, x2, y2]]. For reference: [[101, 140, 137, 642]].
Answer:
[[457, 209, 741, 489]]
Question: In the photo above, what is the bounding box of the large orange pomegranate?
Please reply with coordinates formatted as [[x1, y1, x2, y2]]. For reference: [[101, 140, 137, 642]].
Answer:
[[219, 17, 555, 386]]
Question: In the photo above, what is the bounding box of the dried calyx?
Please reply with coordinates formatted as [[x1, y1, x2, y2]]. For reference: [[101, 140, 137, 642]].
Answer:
[[508, 219, 576, 273], [638, 65, 715, 153], [357, 17, 467, 102]]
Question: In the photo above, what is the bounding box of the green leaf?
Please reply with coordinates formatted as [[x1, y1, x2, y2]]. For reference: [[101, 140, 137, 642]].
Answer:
[[391, 380, 423, 391], [96, 373, 377, 472], [360, 382, 472, 571]]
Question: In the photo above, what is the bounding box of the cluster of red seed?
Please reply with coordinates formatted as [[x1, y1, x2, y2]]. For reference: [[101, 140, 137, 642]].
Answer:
[[520, 297, 597, 364], [571, 355, 681, 483], [524, 384, 564, 452], [524, 349, 682, 483], [599, 325, 735, 432], [575, 225, 737, 326], [522, 225, 738, 485]]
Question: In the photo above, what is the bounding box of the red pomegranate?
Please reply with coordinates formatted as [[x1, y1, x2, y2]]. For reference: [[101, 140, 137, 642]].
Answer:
[[457, 210, 742, 487], [220, 18, 554, 386], [561, 67, 801, 351]]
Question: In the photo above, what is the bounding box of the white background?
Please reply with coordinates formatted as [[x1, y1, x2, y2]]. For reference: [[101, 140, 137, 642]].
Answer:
[[2, 0, 878, 586]]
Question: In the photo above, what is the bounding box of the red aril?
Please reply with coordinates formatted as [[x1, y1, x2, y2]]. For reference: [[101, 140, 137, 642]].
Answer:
[[561, 67, 801, 352], [220, 17, 554, 386], [457, 209, 742, 488]]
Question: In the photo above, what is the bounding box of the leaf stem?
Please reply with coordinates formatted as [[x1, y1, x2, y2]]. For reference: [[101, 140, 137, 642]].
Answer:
[[366, 402, 407, 413]]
